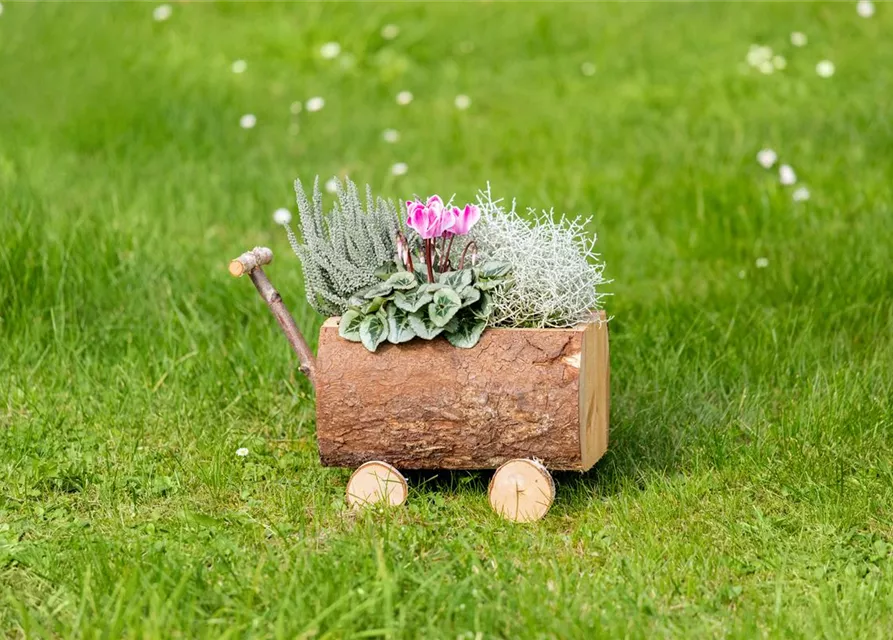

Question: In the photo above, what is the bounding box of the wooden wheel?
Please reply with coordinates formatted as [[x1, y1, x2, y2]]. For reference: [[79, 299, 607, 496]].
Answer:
[[488, 458, 555, 522], [346, 461, 408, 508]]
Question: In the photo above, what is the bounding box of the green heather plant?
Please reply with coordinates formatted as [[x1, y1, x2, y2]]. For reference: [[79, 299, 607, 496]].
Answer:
[[472, 186, 607, 328], [283, 177, 399, 316]]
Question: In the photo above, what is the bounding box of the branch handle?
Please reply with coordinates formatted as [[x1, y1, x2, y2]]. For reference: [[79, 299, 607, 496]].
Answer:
[[229, 247, 317, 387]]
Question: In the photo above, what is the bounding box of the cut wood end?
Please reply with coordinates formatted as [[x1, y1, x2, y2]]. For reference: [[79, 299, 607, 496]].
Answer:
[[228, 260, 245, 277], [229, 246, 273, 278], [346, 461, 408, 508], [488, 459, 555, 523]]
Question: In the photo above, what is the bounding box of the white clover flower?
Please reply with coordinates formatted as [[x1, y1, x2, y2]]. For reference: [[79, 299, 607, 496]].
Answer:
[[239, 114, 257, 129], [391, 162, 408, 176], [306, 96, 325, 112], [290, 101, 302, 115], [746, 44, 773, 67], [454, 94, 471, 110], [857, 0, 875, 18], [792, 186, 811, 202], [231, 59, 247, 74], [755, 257, 769, 268], [153, 4, 172, 21], [325, 177, 339, 193], [756, 149, 777, 169], [396, 91, 413, 105], [790, 32, 808, 47], [0, 3, 4, 17], [772, 55, 787, 70], [381, 24, 400, 40], [580, 62, 596, 77], [382, 128, 400, 143], [779, 164, 797, 185], [758, 60, 775, 75], [236, 447, 249, 457], [320, 42, 341, 59], [816, 60, 835, 78], [273, 208, 292, 225]]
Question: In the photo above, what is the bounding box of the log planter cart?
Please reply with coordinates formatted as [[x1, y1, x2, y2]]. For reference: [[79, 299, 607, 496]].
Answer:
[[230, 246, 610, 522]]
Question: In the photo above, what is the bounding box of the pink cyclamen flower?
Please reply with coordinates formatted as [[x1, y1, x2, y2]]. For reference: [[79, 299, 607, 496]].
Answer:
[[447, 204, 480, 236], [406, 195, 455, 239]]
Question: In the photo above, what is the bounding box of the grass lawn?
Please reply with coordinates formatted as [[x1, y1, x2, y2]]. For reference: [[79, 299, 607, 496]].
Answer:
[[2, 2, 892, 637]]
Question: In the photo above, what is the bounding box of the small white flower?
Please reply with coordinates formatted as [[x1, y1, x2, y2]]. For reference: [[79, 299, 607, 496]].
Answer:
[[153, 4, 172, 21], [758, 60, 775, 75], [746, 44, 773, 67], [325, 177, 339, 193], [816, 60, 835, 78], [755, 257, 769, 268], [756, 148, 777, 169], [0, 3, 4, 17], [580, 62, 596, 77], [236, 447, 249, 457], [231, 59, 247, 74], [382, 128, 400, 143], [290, 101, 302, 115], [772, 55, 787, 70], [779, 164, 797, 185], [273, 208, 292, 225], [857, 0, 875, 18], [320, 42, 341, 59], [790, 32, 808, 47], [792, 186, 811, 202], [454, 94, 471, 110], [396, 91, 413, 106], [391, 162, 408, 176], [306, 96, 325, 112], [381, 24, 400, 40], [239, 114, 257, 129]]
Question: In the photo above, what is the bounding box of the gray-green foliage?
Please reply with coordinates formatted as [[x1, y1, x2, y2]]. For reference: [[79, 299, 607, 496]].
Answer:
[[472, 185, 607, 328], [283, 177, 399, 316], [338, 260, 511, 351]]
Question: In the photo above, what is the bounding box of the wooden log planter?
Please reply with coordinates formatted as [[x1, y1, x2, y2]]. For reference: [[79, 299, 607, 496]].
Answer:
[[230, 247, 610, 522]]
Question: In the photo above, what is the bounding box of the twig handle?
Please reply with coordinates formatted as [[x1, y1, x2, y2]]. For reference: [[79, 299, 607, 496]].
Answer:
[[229, 247, 317, 387]]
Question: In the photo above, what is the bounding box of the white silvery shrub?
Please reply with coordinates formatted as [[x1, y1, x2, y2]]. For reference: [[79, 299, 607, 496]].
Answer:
[[472, 186, 607, 328], [283, 177, 399, 316]]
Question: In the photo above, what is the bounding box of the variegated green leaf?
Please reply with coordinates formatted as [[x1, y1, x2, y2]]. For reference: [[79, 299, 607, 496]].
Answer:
[[385, 271, 417, 290], [338, 310, 363, 342], [428, 288, 462, 328], [475, 260, 512, 280], [386, 305, 416, 344], [374, 261, 399, 281], [363, 281, 394, 299], [460, 286, 481, 307], [445, 316, 487, 349], [393, 289, 433, 313], [359, 313, 388, 352], [438, 269, 473, 292], [408, 311, 444, 340]]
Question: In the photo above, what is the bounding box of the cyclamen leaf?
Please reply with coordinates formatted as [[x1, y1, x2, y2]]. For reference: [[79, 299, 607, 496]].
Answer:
[[408, 312, 444, 340], [475, 278, 507, 291], [363, 281, 394, 299], [475, 260, 512, 279], [428, 288, 462, 328], [419, 282, 446, 294], [359, 313, 389, 352], [338, 310, 363, 342], [364, 296, 387, 314], [460, 286, 481, 307], [393, 289, 432, 313], [385, 271, 417, 290], [445, 317, 487, 349], [438, 269, 473, 292], [473, 292, 493, 319], [374, 261, 399, 281], [386, 306, 416, 344]]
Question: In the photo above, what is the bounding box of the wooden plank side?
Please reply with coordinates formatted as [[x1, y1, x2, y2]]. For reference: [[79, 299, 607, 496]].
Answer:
[[314, 319, 587, 470], [579, 311, 609, 471]]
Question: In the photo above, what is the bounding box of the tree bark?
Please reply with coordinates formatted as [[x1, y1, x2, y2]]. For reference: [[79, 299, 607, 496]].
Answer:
[[315, 313, 609, 470]]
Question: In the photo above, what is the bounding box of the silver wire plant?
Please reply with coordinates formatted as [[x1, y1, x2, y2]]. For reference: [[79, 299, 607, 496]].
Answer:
[[283, 177, 399, 316], [471, 185, 608, 328]]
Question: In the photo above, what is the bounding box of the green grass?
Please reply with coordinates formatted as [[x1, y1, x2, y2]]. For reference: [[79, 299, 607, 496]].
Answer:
[[2, 2, 892, 637]]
